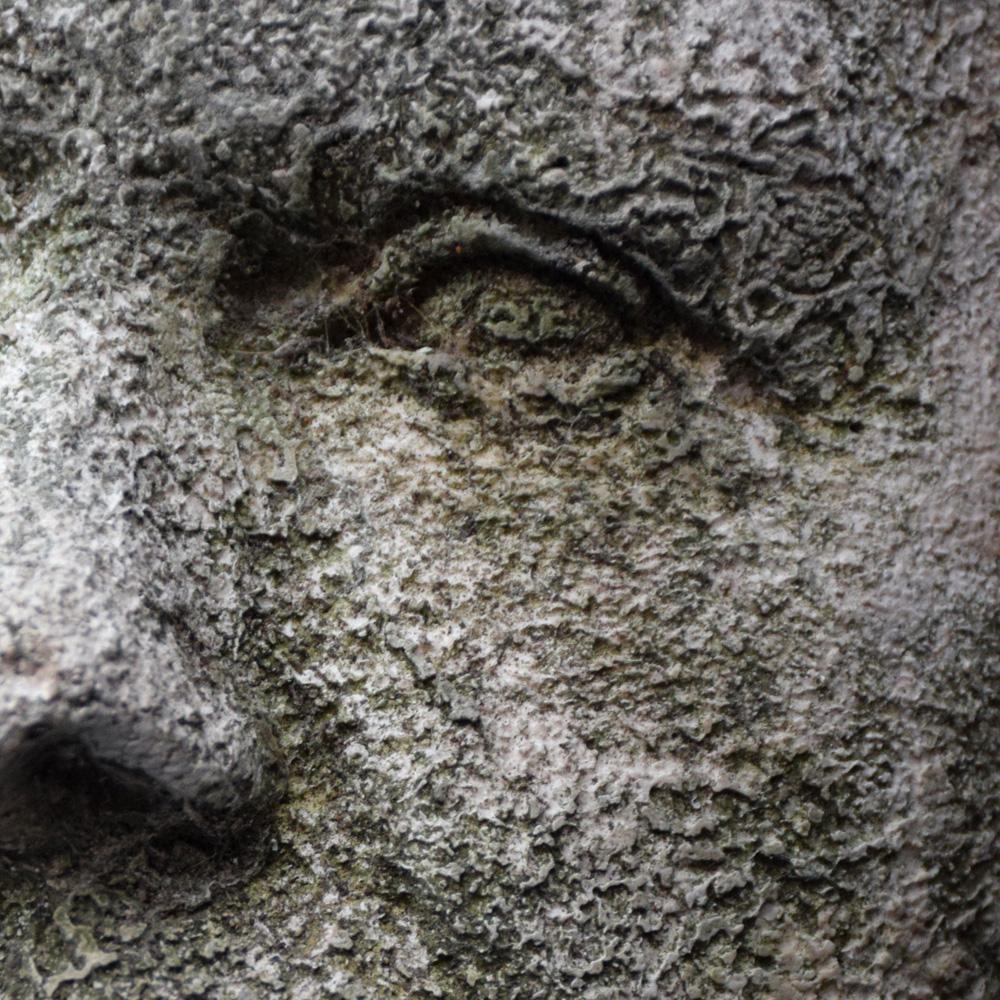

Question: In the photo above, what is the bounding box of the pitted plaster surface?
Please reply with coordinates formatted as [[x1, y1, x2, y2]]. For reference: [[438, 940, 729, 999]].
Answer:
[[0, 2, 996, 998]]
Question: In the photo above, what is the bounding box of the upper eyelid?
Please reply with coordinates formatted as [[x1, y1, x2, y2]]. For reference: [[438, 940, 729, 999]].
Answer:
[[357, 207, 729, 353], [363, 212, 648, 320], [216, 205, 725, 357]]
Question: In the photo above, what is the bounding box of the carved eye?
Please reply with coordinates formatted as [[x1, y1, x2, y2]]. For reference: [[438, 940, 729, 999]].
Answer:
[[365, 213, 647, 351], [384, 262, 627, 357], [353, 212, 687, 420], [214, 208, 700, 424]]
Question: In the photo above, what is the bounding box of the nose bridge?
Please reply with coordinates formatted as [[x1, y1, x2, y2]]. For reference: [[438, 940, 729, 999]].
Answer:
[[0, 309, 271, 823], [0, 309, 157, 662]]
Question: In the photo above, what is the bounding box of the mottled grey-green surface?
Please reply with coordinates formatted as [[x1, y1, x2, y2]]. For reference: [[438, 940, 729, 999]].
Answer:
[[0, 1, 997, 997]]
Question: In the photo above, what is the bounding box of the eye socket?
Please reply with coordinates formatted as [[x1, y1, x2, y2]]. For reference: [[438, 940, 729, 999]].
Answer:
[[211, 208, 698, 423], [347, 213, 691, 422], [204, 206, 739, 457], [360, 211, 671, 354], [213, 207, 691, 359]]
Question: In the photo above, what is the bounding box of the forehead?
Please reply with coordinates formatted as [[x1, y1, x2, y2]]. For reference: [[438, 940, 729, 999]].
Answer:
[[0, 2, 960, 397], [2, 1, 881, 158], [585, 0, 842, 102], [0, 1, 915, 199]]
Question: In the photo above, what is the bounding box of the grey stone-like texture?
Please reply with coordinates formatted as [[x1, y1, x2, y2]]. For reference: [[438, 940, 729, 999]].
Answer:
[[0, 1, 997, 997]]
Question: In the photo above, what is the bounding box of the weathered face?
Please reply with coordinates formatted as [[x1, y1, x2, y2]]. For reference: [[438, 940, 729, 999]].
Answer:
[[1, 2, 996, 998]]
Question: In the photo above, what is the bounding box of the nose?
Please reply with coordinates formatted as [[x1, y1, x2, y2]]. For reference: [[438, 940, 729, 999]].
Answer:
[[0, 309, 275, 841], [0, 522, 269, 817]]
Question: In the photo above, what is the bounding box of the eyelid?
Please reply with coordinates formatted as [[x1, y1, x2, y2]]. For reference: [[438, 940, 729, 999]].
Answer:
[[364, 212, 647, 321], [358, 208, 730, 356], [238, 207, 720, 361]]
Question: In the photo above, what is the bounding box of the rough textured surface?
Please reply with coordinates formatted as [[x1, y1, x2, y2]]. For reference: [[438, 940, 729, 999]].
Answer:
[[0, 2, 996, 997]]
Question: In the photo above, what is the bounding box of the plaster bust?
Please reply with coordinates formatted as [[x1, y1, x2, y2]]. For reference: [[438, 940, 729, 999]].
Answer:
[[0, 2, 996, 997]]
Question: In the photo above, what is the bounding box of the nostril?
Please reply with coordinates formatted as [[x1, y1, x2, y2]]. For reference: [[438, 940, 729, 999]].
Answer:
[[1, 542, 282, 848], [0, 640, 283, 851], [23, 721, 50, 742], [0, 699, 284, 855], [0, 725, 180, 855]]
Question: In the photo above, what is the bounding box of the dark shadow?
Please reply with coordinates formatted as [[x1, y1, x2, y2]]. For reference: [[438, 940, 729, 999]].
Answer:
[[0, 730, 275, 874]]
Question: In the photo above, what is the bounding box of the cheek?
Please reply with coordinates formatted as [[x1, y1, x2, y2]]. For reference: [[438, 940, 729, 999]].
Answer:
[[256, 355, 892, 755], [234, 359, 991, 988]]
